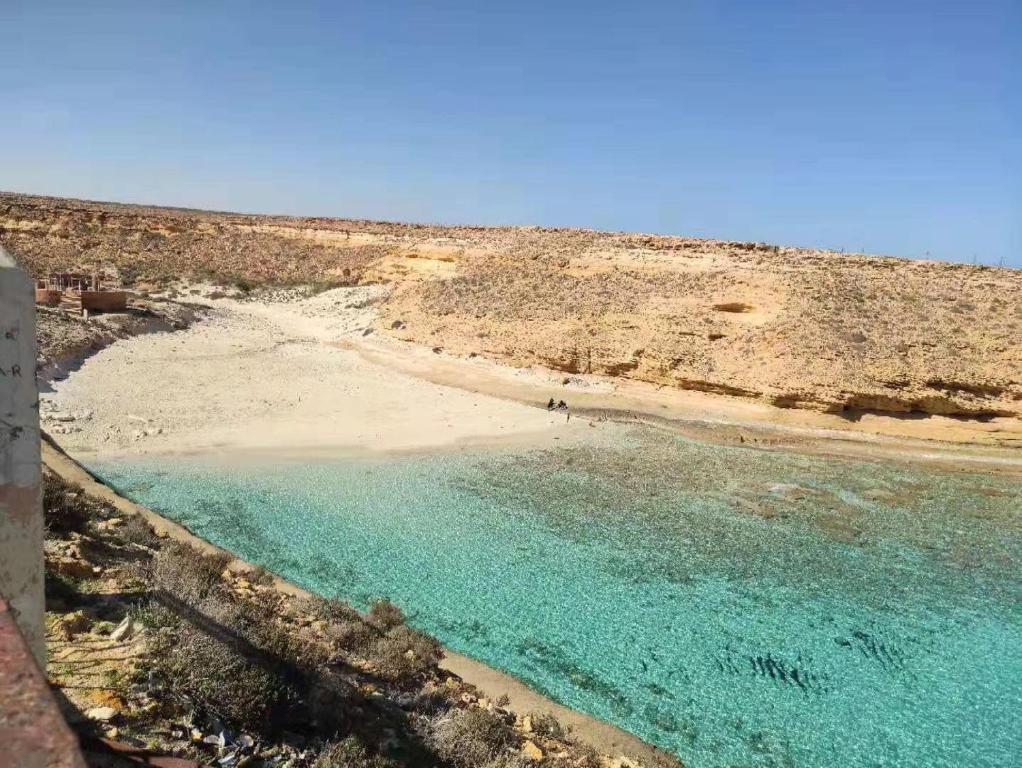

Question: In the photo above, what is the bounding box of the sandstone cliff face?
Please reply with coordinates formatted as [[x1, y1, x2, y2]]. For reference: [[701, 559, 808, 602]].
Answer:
[[3, 192, 1020, 421], [378, 236, 1022, 419]]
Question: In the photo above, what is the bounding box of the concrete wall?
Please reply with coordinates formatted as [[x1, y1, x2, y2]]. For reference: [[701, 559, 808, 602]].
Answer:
[[0, 244, 43, 666]]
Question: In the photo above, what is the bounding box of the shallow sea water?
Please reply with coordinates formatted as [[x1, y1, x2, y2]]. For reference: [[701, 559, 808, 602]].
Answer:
[[90, 427, 1022, 768]]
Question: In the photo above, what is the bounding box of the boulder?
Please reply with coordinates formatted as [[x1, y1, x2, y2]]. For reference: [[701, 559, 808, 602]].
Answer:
[[522, 740, 544, 762]]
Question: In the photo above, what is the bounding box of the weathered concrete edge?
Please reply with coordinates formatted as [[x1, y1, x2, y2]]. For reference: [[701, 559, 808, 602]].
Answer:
[[40, 437, 669, 765], [0, 245, 45, 667], [0, 596, 88, 768]]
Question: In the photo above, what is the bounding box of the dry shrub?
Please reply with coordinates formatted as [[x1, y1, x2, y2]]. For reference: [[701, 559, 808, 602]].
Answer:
[[482, 756, 531, 768], [527, 711, 565, 740], [42, 473, 93, 534], [118, 514, 158, 547], [570, 743, 602, 768], [248, 564, 276, 587], [143, 542, 333, 729], [302, 594, 364, 624], [327, 620, 380, 655], [369, 625, 442, 685], [427, 708, 517, 768], [367, 599, 405, 631], [315, 735, 397, 768], [152, 542, 231, 604], [148, 598, 290, 728]]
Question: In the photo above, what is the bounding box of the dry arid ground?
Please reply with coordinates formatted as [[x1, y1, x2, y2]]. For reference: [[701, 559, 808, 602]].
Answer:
[[4, 191, 1021, 426]]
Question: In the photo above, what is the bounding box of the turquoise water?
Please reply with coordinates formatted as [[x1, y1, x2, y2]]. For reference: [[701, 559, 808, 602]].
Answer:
[[90, 428, 1021, 768]]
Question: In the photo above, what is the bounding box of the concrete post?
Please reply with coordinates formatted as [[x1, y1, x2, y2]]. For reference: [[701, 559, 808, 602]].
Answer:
[[0, 244, 43, 666]]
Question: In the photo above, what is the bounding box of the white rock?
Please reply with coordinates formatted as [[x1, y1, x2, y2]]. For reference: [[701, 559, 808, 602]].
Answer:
[[110, 616, 137, 642], [85, 706, 119, 722]]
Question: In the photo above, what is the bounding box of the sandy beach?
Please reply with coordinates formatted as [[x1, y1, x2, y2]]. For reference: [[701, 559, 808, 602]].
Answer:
[[40, 285, 1022, 476], [41, 287, 590, 461]]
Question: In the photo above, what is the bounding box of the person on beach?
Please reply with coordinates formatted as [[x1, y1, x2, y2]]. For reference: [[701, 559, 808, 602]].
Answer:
[[556, 400, 570, 422]]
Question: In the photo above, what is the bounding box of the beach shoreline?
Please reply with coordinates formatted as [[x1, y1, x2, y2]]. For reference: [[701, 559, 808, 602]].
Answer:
[[40, 286, 1022, 475]]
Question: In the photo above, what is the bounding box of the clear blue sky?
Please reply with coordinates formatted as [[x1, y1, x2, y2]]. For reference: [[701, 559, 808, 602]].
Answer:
[[3, 1, 1019, 265]]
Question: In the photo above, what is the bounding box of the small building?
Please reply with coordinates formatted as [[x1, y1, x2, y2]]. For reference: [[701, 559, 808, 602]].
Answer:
[[35, 271, 128, 313]]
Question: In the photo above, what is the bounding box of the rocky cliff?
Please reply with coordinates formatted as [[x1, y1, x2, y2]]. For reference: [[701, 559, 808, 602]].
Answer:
[[3, 191, 1020, 421]]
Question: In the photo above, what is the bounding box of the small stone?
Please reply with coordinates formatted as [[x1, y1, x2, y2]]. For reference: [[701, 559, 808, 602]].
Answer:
[[478, 697, 490, 710], [85, 706, 118, 722], [522, 715, 533, 733], [522, 740, 544, 762], [110, 616, 137, 642]]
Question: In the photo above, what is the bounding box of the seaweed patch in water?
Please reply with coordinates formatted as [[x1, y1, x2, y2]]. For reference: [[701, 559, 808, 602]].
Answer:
[[518, 637, 634, 716], [715, 647, 829, 696]]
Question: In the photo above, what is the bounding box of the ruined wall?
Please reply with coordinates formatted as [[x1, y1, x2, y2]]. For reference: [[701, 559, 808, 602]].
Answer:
[[0, 245, 43, 665]]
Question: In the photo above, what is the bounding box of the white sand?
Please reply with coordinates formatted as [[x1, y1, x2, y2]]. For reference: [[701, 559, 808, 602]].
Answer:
[[42, 287, 583, 460]]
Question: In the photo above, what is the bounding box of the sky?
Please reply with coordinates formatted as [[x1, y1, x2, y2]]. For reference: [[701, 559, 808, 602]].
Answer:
[[2, 1, 1019, 266]]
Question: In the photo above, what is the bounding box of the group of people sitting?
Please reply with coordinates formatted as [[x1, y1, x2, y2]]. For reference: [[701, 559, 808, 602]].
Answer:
[[547, 398, 570, 421]]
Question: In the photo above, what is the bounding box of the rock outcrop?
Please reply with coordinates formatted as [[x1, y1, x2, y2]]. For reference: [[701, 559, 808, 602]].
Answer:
[[3, 192, 1020, 421]]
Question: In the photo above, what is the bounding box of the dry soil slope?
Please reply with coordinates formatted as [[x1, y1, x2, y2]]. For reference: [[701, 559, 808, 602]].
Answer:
[[3, 191, 1020, 421]]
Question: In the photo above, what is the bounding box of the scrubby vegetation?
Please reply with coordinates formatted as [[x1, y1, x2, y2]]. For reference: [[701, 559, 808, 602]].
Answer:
[[41, 472, 668, 768]]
